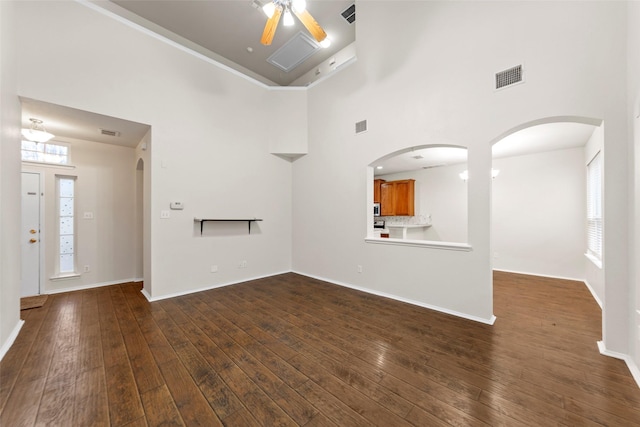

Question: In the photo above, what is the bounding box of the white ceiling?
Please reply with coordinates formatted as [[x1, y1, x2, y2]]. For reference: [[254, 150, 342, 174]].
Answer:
[[374, 122, 597, 176], [21, 98, 150, 148], [108, 0, 356, 86]]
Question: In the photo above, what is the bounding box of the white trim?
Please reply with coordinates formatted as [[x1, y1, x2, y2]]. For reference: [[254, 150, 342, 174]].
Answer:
[[22, 161, 76, 170], [140, 271, 291, 302], [293, 270, 496, 325], [597, 341, 640, 389], [584, 252, 603, 269], [45, 277, 140, 294], [133, 277, 144, 283], [582, 279, 603, 309], [0, 320, 25, 362], [492, 268, 583, 283], [365, 237, 473, 251], [50, 273, 81, 281]]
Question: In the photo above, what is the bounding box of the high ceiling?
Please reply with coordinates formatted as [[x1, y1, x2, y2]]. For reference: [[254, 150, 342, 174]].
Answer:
[[108, 0, 356, 86]]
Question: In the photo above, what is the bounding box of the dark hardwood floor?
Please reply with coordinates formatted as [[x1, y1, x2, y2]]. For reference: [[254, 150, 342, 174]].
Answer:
[[1, 271, 639, 426]]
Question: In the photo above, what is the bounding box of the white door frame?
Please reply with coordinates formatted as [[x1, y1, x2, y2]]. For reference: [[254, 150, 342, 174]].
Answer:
[[21, 170, 45, 296]]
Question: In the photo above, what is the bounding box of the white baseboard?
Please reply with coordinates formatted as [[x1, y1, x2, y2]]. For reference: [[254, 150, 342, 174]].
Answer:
[[582, 279, 603, 309], [0, 320, 25, 362], [45, 278, 140, 294], [492, 268, 583, 283], [293, 270, 496, 325], [140, 271, 291, 302], [597, 341, 640, 389]]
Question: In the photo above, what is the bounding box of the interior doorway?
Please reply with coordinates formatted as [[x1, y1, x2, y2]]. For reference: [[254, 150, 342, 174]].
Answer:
[[490, 117, 604, 307], [135, 158, 144, 281]]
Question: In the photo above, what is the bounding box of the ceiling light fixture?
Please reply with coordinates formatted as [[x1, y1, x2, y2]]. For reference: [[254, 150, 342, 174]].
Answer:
[[21, 118, 55, 143], [260, 0, 327, 46]]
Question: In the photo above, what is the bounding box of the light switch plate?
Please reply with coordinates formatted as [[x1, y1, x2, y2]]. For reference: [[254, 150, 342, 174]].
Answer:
[[160, 210, 170, 219]]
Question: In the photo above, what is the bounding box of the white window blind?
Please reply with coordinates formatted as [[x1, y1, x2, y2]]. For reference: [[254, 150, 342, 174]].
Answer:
[[587, 152, 602, 260]]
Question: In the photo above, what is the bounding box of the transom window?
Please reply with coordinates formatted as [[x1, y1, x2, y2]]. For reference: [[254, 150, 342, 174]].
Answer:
[[21, 140, 70, 165]]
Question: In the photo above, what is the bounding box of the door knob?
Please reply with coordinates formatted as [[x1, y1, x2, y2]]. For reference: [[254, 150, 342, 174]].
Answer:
[[29, 229, 37, 234], [29, 238, 37, 244]]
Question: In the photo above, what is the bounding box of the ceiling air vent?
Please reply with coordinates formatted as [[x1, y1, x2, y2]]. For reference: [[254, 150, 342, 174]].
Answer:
[[355, 120, 367, 134], [100, 128, 120, 137], [267, 32, 319, 72], [341, 4, 356, 24], [495, 64, 523, 90]]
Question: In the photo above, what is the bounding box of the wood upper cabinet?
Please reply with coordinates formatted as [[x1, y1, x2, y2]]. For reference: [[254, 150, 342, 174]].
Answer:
[[373, 179, 385, 203], [380, 179, 415, 216]]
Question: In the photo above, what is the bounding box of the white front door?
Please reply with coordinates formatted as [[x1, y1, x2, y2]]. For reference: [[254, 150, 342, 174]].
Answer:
[[21, 172, 41, 297]]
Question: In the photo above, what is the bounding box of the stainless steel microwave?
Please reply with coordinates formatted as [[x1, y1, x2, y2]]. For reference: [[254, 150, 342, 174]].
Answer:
[[373, 203, 381, 216]]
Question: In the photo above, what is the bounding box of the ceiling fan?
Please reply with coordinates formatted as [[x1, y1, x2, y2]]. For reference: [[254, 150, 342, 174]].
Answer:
[[260, 0, 327, 46]]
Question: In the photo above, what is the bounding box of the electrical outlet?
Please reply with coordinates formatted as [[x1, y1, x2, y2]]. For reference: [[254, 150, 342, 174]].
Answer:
[[211, 265, 218, 273], [493, 252, 499, 259], [84, 265, 90, 273], [241, 260, 247, 269], [357, 265, 363, 273]]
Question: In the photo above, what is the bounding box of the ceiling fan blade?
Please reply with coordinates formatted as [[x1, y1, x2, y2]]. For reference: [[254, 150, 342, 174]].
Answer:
[[261, 7, 282, 46], [293, 9, 327, 43]]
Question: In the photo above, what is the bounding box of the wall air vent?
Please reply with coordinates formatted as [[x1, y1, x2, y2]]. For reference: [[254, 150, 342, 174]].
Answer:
[[100, 129, 120, 137], [495, 64, 523, 90], [267, 32, 320, 72], [341, 4, 356, 24], [355, 120, 367, 134]]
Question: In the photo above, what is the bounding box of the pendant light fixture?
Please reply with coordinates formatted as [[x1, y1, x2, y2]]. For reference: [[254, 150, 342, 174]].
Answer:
[[21, 118, 55, 143]]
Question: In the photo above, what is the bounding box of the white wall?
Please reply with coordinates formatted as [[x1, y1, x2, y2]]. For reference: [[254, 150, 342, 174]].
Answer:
[[294, 1, 628, 327], [628, 0, 640, 377], [377, 163, 468, 243], [584, 125, 605, 306], [492, 147, 586, 280], [22, 137, 139, 293], [0, 1, 23, 360], [14, 1, 298, 300]]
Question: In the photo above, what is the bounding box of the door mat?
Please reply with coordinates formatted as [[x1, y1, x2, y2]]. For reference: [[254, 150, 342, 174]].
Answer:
[[20, 295, 48, 310]]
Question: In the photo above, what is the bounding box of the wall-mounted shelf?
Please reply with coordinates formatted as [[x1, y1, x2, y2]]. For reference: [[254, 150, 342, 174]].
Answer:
[[194, 218, 263, 235]]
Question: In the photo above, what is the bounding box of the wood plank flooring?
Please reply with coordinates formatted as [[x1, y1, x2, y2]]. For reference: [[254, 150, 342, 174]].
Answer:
[[1, 271, 639, 426]]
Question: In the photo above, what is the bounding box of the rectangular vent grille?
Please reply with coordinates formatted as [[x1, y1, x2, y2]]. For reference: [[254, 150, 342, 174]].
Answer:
[[267, 32, 319, 72], [100, 129, 120, 137], [495, 65, 523, 89], [355, 120, 367, 134], [341, 4, 355, 24]]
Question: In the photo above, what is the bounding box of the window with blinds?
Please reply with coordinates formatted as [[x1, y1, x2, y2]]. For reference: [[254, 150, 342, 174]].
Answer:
[[586, 152, 602, 260]]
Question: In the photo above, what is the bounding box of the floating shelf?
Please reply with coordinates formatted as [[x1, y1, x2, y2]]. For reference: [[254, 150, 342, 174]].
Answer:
[[194, 218, 263, 235]]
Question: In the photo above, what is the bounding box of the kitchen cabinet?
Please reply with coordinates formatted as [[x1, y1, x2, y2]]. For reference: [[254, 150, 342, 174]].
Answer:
[[380, 179, 415, 216], [373, 179, 385, 203]]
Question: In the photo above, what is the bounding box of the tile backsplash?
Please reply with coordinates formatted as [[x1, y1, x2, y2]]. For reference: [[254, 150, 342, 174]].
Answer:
[[380, 214, 431, 225]]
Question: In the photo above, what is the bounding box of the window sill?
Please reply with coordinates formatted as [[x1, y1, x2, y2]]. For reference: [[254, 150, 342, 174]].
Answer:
[[365, 237, 472, 251], [584, 252, 603, 269], [50, 273, 81, 281], [22, 160, 75, 169]]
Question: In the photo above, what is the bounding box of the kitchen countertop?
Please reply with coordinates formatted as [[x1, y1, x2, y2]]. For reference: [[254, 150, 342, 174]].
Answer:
[[386, 223, 431, 228]]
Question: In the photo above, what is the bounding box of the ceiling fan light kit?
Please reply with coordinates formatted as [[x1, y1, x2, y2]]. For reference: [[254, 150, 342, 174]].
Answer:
[[260, 0, 327, 46]]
